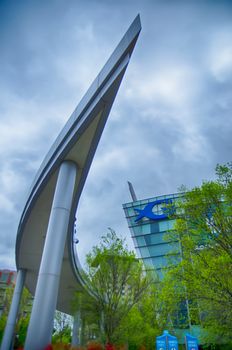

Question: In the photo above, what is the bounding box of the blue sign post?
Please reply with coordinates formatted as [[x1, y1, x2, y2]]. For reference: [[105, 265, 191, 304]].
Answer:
[[167, 333, 178, 350], [185, 334, 198, 350], [156, 333, 167, 350], [156, 331, 178, 350]]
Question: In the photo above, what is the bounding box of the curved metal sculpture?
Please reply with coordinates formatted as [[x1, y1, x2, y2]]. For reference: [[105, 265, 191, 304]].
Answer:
[[1, 15, 141, 350]]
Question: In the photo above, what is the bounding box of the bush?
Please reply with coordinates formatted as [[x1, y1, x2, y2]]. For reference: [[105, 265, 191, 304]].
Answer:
[[87, 341, 104, 350], [51, 344, 71, 350]]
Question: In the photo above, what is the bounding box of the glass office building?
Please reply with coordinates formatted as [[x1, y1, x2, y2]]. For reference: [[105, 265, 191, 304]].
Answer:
[[123, 192, 182, 278], [123, 192, 204, 343], [124, 189, 224, 345]]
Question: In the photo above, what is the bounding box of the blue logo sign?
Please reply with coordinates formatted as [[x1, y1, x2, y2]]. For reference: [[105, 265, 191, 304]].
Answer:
[[156, 335, 166, 350], [185, 334, 198, 350], [135, 199, 173, 222], [156, 331, 178, 350], [168, 339, 178, 350]]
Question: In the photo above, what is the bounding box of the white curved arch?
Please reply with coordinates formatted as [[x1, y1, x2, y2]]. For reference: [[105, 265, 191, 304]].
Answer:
[[15, 15, 141, 315]]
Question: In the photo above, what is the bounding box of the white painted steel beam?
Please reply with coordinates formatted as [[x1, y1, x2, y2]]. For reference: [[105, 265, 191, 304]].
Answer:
[[15, 14, 141, 315], [25, 161, 77, 350], [1, 14, 141, 350]]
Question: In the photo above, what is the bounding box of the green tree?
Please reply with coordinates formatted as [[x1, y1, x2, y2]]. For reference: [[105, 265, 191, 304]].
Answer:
[[52, 311, 72, 344], [75, 229, 153, 345], [16, 315, 30, 347], [116, 283, 166, 349], [0, 315, 7, 344], [161, 163, 232, 344], [0, 286, 32, 347]]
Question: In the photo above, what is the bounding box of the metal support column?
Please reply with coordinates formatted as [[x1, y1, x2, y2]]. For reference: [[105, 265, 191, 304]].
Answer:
[[72, 310, 81, 346], [24, 161, 77, 350], [0, 269, 26, 350]]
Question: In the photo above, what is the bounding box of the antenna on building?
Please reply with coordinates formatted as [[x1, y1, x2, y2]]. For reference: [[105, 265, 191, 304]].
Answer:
[[127, 181, 138, 202]]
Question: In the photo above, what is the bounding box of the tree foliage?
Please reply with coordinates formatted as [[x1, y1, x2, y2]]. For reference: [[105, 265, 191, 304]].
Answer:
[[75, 229, 153, 345], [0, 286, 32, 347], [116, 283, 166, 349], [52, 311, 72, 344], [161, 163, 232, 343]]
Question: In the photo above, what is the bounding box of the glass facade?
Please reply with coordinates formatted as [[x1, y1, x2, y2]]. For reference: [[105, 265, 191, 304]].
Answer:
[[123, 192, 205, 341], [123, 192, 182, 278]]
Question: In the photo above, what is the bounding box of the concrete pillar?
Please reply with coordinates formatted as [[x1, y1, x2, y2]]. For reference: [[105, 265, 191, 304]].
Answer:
[[0, 269, 26, 350], [72, 310, 81, 346], [24, 161, 77, 350]]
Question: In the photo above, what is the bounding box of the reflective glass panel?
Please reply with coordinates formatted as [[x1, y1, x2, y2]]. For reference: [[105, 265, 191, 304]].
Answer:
[[143, 258, 153, 269], [135, 247, 142, 259], [149, 244, 172, 257], [139, 247, 150, 258], [1, 273, 8, 283], [142, 224, 151, 235], [145, 232, 165, 245], [135, 236, 146, 246], [127, 207, 135, 216], [131, 226, 143, 236], [151, 256, 169, 268], [159, 220, 169, 232], [150, 222, 159, 233]]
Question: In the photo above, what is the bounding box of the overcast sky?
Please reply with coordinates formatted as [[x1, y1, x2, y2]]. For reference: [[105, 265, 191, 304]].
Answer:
[[0, 0, 232, 269]]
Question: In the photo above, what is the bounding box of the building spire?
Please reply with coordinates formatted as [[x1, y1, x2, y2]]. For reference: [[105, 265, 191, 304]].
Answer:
[[127, 181, 138, 201]]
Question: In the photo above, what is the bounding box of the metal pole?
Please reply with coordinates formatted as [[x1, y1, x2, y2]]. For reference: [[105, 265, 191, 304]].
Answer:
[[24, 161, 77, 350], [0, 269, 26, 350], [71, 310, 81, 346]]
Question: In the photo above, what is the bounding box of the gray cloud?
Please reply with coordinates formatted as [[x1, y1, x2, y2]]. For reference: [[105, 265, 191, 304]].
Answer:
[[0, 0, 232, 268]]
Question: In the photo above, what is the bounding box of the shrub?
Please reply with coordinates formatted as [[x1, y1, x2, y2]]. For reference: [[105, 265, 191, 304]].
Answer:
[[44, 345, 53, 350], [87, 341, 104, 350], [52, 344, 71, 350]]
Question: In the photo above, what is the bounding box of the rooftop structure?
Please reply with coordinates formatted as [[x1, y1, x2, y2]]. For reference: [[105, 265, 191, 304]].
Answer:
[[123, 192, 181, 278]]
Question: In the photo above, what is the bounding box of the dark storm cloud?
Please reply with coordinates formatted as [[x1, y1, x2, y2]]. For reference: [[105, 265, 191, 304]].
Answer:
[[0, 0, 232, 268]]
